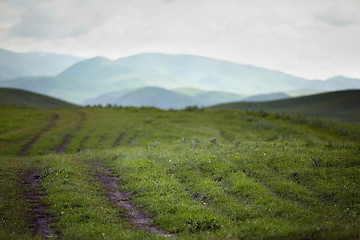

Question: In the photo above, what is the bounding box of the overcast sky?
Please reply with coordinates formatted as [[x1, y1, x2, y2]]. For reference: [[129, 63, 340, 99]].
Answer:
[[0, 0, 360, 80]]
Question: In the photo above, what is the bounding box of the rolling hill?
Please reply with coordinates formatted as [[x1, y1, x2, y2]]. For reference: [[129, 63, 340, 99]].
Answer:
[[84, 86, 200, 109], [0, 48, 84, 81], [241, 92, 290, 102], [0, 88, 76, 108], [1, 53, 360, 104], [84, 87, 246, 108], [172, 87, 206, 96], [192, 91, 245, 106], [210, 90, 360, 123]]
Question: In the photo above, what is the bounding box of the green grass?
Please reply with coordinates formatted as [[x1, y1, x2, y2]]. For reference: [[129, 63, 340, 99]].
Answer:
[[0, 106, 359, 239], [210, 90, 360, 123]]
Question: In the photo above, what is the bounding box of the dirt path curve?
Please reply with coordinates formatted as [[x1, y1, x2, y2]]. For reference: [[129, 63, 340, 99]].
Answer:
[[56, 135, 73, 153], [23, 169, 58, 238], [19, 114, 59, 157], [90, 161, 172, 237]]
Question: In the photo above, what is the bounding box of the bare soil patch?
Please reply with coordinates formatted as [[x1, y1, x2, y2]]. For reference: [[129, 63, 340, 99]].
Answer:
[[90, 161, 171, 236], [22, 169, 58, 238]]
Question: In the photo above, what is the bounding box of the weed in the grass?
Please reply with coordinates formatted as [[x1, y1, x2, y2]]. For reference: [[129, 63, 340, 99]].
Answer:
[[208, 137, 217, 146], [186, 216, 222, 232], [191, 136, 201, 148], [325, 141, 334, 149], [148, 141, 160, 150], [233, 136, 241, 146], [310, 156, 322, 168], [306, 139, 316, 147]]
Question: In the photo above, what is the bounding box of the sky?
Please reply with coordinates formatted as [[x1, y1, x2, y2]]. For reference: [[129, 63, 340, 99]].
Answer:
[[0, 0, 360, 80]]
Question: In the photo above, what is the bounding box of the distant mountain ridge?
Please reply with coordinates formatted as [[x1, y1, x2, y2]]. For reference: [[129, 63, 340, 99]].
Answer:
[[0, 52, 359, 104], [83, 86, 247, 109], [0, 48, 84, 80], [242, 92, 290, 102]]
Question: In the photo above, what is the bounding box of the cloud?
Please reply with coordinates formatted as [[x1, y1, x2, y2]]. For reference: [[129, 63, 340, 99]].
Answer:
[[315, 2, 360, 26], [1, 0, 360, 79], [9, 0, 133, 39], [316, 14, 356, 26]]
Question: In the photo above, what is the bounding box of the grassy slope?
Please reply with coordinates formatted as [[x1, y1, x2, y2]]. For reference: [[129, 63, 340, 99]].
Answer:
[[0, 88, 76, 108], [0, 106, 359, 239], [211, 90, 360, 123]]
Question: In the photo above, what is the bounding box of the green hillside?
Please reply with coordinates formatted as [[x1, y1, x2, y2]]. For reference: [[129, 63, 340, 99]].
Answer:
[[0, 106, 359, 239], [211, 90, 360, 123], [0, 75, 102, 103], [0, 88, 76, 108]]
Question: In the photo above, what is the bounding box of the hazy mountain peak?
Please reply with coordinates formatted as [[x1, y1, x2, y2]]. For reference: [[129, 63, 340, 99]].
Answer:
[[1, 51, 360, 105], [326, 75, 360, 82], [0, 48, 84, 80]]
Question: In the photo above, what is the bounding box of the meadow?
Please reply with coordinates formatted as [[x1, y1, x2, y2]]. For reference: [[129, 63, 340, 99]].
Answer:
[[0, 105, 359, 239]]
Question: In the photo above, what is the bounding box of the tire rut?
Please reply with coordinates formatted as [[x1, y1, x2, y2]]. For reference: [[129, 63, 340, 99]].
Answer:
[[55, 135, 73, 153], [90, 161, 172, 237], [22, 169, 58, 238], [113, 129, 126, 147], [19, 114, 59, 157], [55, 111, 86, 154]]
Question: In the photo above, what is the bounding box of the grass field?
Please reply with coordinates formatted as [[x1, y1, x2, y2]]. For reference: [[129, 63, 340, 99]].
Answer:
[[0, 106, 359, 239]]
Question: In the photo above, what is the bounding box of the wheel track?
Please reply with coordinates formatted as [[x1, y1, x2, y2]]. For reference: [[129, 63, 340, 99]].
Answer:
[[55, 111, 86, 154], [89, 161, 172, 237], [19, 114, 59, 157], [22, 169, 58, 238], [55, 135, 73, 153], [113, 129, 127, 147]]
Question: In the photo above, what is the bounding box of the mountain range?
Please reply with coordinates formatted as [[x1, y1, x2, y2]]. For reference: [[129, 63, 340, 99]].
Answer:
[[0, 49, 360, 108], [83, 86, 247, 109], [0, 48, 83, 81]]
